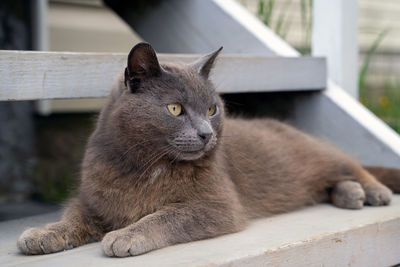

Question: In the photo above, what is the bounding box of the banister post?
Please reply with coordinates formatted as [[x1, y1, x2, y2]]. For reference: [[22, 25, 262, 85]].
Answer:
[[312, 0, 359, 99]]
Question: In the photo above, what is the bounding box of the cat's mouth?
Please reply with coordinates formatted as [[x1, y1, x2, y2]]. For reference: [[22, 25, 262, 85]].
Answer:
[[173, 142, 217, 161], [177, 150, 205, 161], [169, 145, 207, 161], [168, 137, 217, 161]]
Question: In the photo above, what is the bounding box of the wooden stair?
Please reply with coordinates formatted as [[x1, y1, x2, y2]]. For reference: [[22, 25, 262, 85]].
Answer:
[[2, 196, 400, 266]]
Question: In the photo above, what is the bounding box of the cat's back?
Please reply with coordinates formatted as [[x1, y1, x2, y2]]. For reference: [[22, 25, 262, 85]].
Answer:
[[222, 117, 314, 173], [223, 117, 340, 159], [222, 117, 309, 152]]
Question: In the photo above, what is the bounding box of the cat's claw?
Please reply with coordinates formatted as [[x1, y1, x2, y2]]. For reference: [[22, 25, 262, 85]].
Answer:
[[102, 229, 154, 257]]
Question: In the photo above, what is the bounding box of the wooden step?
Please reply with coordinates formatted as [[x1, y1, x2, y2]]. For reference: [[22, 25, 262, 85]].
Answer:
[[0, 50, 326, 101], [1, 196, 400, 267]]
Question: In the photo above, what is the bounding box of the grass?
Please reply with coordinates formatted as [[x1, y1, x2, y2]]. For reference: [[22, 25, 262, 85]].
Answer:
[[359, 29, 389, 94], [358, 28, 400, 134], [257, 0, 312, 54], [360, 80, 400, 134]]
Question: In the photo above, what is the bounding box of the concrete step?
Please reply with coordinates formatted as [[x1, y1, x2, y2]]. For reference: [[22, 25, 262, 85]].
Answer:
[[1, 196, 400, 267]]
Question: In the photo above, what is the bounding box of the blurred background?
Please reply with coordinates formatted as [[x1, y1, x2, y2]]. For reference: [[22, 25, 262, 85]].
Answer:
[[0, 0, 399, 220]]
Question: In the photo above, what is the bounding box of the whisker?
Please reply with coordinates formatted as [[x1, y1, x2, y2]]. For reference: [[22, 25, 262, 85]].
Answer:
[[136, 146, 173, 182], [137, 145, 170, 172], [118, 137, 163, 162], [170, 151, 181, 164]]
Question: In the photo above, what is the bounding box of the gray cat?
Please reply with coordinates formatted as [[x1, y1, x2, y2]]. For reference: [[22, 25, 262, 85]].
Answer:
[[18, 42, 399, 257]]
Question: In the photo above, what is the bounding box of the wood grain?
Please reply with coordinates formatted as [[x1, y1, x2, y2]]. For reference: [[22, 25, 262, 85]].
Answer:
[[0, 50, 326, 101]]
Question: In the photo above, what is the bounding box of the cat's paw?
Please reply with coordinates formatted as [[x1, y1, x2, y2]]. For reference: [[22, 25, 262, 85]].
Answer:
[[17, 227, 68, 255], [364, 183, 392, 206], [332, 181, 365, 209], [102, 229, 154, 257]]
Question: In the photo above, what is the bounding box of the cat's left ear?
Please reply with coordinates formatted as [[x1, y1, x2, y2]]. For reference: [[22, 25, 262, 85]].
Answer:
[[192, 46, 223, 79], [124, 42, 162, 91]]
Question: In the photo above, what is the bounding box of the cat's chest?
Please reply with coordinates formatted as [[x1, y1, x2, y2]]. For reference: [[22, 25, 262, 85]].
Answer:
[[92, 164, 194, 228]]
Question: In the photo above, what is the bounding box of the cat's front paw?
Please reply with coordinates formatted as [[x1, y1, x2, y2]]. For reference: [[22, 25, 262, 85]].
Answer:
[[332, 181, 365, 209], [102, 229, 155, 257], [17, 227, 68, 255], [364, 183, 392, 206]]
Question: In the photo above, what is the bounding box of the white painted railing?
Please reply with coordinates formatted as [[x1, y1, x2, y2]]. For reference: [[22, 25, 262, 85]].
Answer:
[[312, 0, 359, 98]]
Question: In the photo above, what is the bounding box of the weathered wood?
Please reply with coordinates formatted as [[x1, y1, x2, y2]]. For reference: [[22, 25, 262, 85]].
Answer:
[[0, 50, 326, 101], [2, 196, 400, 266]]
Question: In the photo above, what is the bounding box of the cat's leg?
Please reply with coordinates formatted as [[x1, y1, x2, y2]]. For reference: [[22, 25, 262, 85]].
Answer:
[[329, 162, 392, 208], [354, 167, 392, 206], [101, 202, 245, 257], [18, 198, 104, 255], [331, 180, 366, 209]]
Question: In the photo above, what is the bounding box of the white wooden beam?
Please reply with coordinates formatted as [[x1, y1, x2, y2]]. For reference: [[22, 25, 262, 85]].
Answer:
[[312, 0, 359, 98], [291, 81, 400, 168], [0, 50, 326, 101]]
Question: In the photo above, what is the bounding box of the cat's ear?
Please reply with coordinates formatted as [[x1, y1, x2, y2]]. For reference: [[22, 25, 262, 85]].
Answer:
[[192, 46, 223, 79], [124, 42, 162, 91]]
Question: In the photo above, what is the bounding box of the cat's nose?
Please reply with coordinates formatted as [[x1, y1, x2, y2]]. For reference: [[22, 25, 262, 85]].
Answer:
[[195, 119, 213, 145], [198, 131, 212, 144]]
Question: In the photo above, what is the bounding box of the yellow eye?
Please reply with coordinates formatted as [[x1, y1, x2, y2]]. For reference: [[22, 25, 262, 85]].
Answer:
[[167, 104, 182, 116], [208, 105, 217, 116]]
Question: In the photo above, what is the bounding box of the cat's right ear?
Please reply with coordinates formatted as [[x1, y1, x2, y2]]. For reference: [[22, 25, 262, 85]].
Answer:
[[124, 42, 162, 92], [192, 46, 223, 79]]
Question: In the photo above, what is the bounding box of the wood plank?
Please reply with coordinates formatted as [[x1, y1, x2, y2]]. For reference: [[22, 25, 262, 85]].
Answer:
[[2, 196, 400, 266], [0, 50, 326, 101]]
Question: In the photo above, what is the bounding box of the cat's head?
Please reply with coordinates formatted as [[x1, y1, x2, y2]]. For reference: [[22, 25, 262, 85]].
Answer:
[[109, 42, 224, 162]]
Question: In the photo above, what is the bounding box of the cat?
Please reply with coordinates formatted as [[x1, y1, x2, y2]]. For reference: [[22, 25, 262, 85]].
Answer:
[[18, 42, 400, 257]]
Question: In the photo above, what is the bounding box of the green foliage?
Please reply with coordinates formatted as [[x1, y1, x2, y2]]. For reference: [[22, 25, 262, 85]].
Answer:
[[359, 29, 389, 95], [257, 0, 274, 26], [257, 0, 312, 54], [32, 166, 76, 203], [359, 29, 400, 134], [31, 114, 94, 203], [298, 0, 312, 54], [257, 0, 293, 40], [360, 80, 400, 134]]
